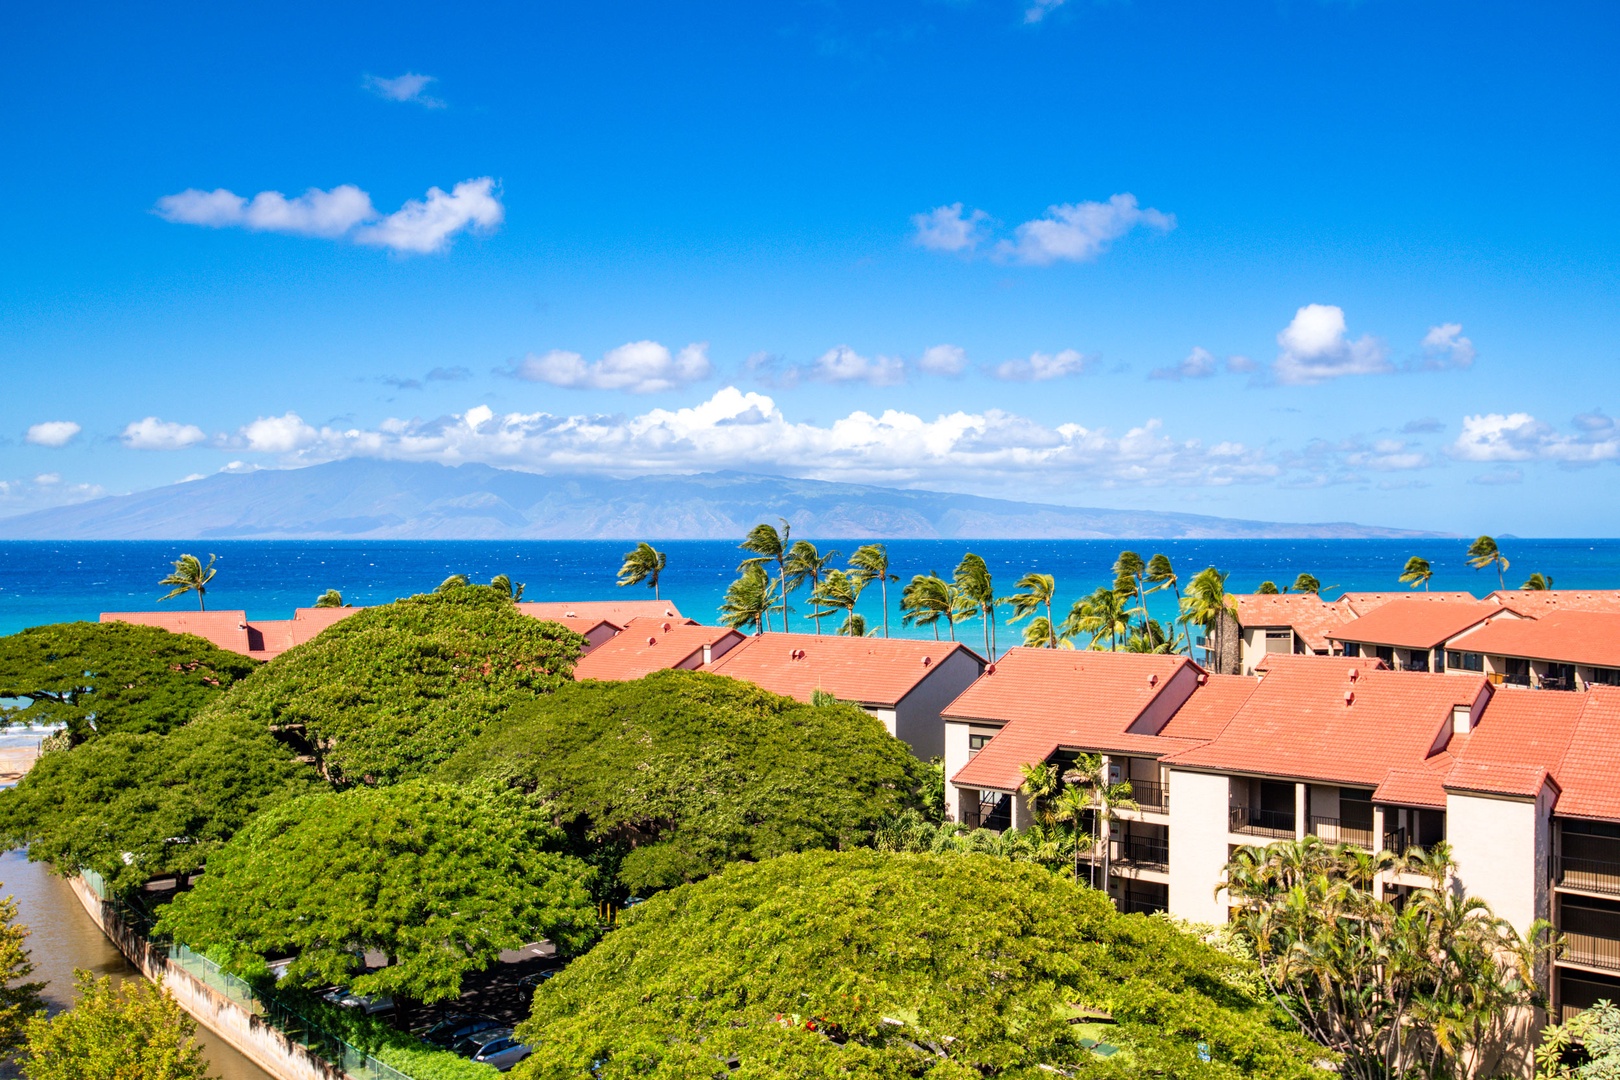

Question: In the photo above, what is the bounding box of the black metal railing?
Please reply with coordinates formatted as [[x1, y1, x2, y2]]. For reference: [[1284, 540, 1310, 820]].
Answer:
[[1309, 815, 1375, 849], [1118, 886, 1168, 915], [1562, 933, 1620, 972], [1230, 805, 1296, 839], [1114, 838, 1169, 869], [1127, 778, 1168, 811], [1559, 857, 1620, 897], [1383, 828, 1410, 856]]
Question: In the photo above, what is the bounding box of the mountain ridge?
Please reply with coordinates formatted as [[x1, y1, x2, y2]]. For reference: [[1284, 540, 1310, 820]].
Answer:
[[0, 460, 1451, 540]]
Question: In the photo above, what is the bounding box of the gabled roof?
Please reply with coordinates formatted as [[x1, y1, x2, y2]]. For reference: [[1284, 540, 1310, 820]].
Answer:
[[947, 650, 1202, 791], [1444, 761, 1557, 800], [1163, 665, 1484, 788], [1489, 590, 1620, 618], [1552, 689, 1620, 822], [517, 600, 686, 626], [1156, 674, 1258, 741], [1448, 610, 1620, 669], [1339, 591, 1480, 615], [1230, 594, 1356, 651], [248, 607, 360, 659], [706, 632, 983, 709], [101, 610, 252, 654], [1327, 598, 1506, 650], [573, 619, 744, 682]]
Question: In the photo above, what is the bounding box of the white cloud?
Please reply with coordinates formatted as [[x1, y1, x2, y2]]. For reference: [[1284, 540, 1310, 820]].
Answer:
[[0, 474, 103, 514], [25, 421, 80, 447], [1449, 412, 1620, 464], [363, 72, 445, 108], [241, 413, 320, 454], [155, 177, 501, 254], [508, 341, 713, 394], [918, 344, 968, 377], [1024, 0, 1066, 22], [1150, 347, 1261, 381], [911, 204, 990, 253], [993, 349, 1090, 382], [121, 417, 207, 451], [1273, 304, 1391, 385], [811, 346, 905, 387], [34, 473, 60, 485], [998, 194, 1175, 265], [1419, 323, 1476, 370]]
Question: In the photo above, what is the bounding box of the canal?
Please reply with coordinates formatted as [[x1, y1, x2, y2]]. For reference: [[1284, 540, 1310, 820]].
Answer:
[[1, 848, 276, 1080]]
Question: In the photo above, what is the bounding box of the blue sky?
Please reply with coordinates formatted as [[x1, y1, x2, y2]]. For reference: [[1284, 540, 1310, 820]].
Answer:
[[3, 0, 1618, 535]]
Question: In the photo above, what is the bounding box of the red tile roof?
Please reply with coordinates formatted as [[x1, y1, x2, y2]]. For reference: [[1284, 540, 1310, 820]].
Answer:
[[1157, 674, 1258, 741], [101, 610, 253, 655], [1230, 594, 1357, 652], [1489, 590, 1620, 617], [573, 619, 744, 682], [517, 600, 686, 627], [1327, 598, 1507, 650], [1444, 761, 1557, 800], [1447, 610, 1620, 669], [1339, 591, 1480, 615], [1552, 689, 1620, 822], [707, 632, 983, 708]]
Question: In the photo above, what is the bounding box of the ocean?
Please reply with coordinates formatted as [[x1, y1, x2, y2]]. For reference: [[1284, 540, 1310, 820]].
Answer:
[[2, 538, 1618, 642]]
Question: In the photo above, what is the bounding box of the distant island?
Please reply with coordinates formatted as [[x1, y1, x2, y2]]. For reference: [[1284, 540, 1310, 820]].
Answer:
[[0, 459, 1450, 540]]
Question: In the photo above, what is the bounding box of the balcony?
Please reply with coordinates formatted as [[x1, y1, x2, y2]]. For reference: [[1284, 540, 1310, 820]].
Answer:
[[1562, 933, 1620, 972], [1308, 815, 1375, 850], [1114, 837, 1169, 871], [1560, 857, 1620, 898], [1127, 778, 1168, 812], [1230, 805, 1296, 840]]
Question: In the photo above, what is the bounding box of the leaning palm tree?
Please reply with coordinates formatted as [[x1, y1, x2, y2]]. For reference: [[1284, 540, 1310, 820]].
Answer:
[[1005, 573, 1058, 648], [1522, 572, 1554, 591], [741, 520, 792, 631], [489, 573, 525, 600], [847, 544, 899, 638], [159, 553, 218, 611], [1064, 586, 1131, 651], [1066, 752, 1138, 903], [1181, 566, 1238, 673], [809, 569, 863, 635], [1399, 556, 1433, 591], [616, 542, 668, 599], [1290, 573, 1321, 595], [1467, 535, 1510, 590], [1113, 551, 1151, 631], [1019, 616, 1071, 649], [785, 541, 840, 635], [1144, 554, 1186, 652], [313, 588, 344, 608], [718, 563, 776, 635], [837, 612, 868, 637], [436, 573, 470, 592], [900, 573, 954, 640], [954, 553, 998, 660], [1256, 580, 1279, 595], [1122, 618, 1174, 653]]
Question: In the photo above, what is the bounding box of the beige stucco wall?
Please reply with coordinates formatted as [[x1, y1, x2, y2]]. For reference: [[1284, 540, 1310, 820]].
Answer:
[[1446, 787, 1551, 937], [1167, 768, 1233, 924], [892, 648, 985, 760]]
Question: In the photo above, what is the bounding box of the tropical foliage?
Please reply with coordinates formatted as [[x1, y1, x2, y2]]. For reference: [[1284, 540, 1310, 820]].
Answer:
[[1182, 566, 1239, 673], [19, 971, 211, 1080], [1399, 556, 1433, 590], [616, 542, 667, 599], [0, 621, 257, 741], [807, 568, 863, 636], [1536, 999, 1620, 1080], [847, 543, 898, 638], [954, 553, 998, 657], [1524, 572, 1555, 591], [314, 588, 345, 607], [1224, 837, 1547, 1080], [440, 672, 928, 895], [1006, 572, 1059, 647], [783, 541, 838, 634], [157, 553, 217, 611], [193, 585, 584, 785], [718, 562, 775, 634], [511, 849, 1322, 1080], [0, 886, 43, 1059], [1467, 535, 1510, 589], [900, 572, 960, 641], [155, 780, 596, 1003], [740, 519, 792, 631]]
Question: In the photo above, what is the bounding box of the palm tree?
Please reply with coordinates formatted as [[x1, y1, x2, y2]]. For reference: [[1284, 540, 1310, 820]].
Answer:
[[1005, 573, 1058, 647], [741, 520, 791, 631], [159, 553, 218, 611], [1053, 785, 1096, 885], [1467, 535, 1510, 590], [837, 612, 868, 637], [1066, 753, 1138, 902], [1523, 572, 1554, 591], [900, 573, 955, 640], [1181, 566, 1238, 674], [1122, 618, 1174, 653], [1256, 580, 1279, 595], [1019, 762, 1061, 829], [809, 569, 864, 635], [847, 544, 898, 638], [718, 563, 775, 635], [954, 553, 998, 660], [1144, 554, 1186, 652], [489, 573, 525, 600], [1019, 616, 1071, 649], [436, 573, 470, 592], [314, 589, 344, 608], [785, 541, 840, 635], [1064, 587, 1131, 651], [616, 542, 668, 599], [1399, 556, 1433, 591], [1290, 573, 1321, 595], [1113, 551, 1151, 632]]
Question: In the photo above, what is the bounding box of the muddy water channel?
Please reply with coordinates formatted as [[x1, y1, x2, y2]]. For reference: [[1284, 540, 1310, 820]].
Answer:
[[1, 849, 275, 1080]]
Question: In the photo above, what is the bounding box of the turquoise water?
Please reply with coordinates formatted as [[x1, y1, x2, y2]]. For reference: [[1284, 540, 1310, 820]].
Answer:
[[1, 538, 1615, 640]]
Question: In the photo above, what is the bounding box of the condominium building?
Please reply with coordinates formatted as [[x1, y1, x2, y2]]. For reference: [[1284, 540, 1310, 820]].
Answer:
[[572, 617, 744, 680], [101, 606, 358, 660], [1327, 597, 1511, 671]]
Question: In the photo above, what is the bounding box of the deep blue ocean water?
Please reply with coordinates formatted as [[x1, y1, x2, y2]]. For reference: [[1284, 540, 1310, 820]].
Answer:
[[3, 538, 1619, 641]]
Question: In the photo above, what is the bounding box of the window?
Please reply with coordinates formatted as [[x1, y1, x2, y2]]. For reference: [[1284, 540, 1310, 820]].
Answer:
[[968, 733, 992, 754], [1591, 668, 1620, 686], [1447, 650, 1483, 672], [1405, 649, 1430, 672], [1264, 629, 1293, 654], [1343, 642, 1361, 658]]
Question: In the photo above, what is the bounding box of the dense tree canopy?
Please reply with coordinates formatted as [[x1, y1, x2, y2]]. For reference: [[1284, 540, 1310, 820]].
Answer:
[[0, 887, 44, 1059], [0, 712, 320, 893], [513, 849, 1321, 1080], [196, 586, 585, 784], [0, 621, 257, 741], [442, 672, 929, 894], [20, 971, 211, 1080], [156, 780, 597, 1004]]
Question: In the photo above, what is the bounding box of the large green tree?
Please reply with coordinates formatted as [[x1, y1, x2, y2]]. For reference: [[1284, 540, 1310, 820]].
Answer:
[[512, 849, 1321, 1080], [0, 886, 44, 1060], [0, 621, 258, 742], [440, 672, 929, 894], [156, 780, 596, 1005], [195, 586, 584, 785], [0, 712, 321, 893], [19, 972, 211, 1080]]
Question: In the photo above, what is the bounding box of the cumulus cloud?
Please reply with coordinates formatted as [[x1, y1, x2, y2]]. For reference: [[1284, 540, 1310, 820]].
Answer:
[[0, 473, 103, 514], [25, 421, 80, 447], [507, 341, 713, 394], [121, 417, 207, 451], [998, 194, 1175, 266], [155, 177, 501, 254], [1419, 323, 1476, 370], [911, 204, 991, 252], [1449, 412, 1619, 464], [993, 349, 1091, 382], [918, 344, 968, 377], [810, 346, 905, 387], [363, 72, 445, 108], [1273, 304, 1391, 385], [241, 413, 321, 454], [1148, 347, 1256, 382]]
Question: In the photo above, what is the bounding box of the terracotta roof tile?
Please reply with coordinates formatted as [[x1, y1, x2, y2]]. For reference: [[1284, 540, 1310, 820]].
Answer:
[[1448, 610, 1620, 669], [1339, 591, 1480, 615], [1489, 590, 1620, 617], [1374, 766, 1451, 809], [1551, 688, 1620, 822], [1157, 674, 1258, 741], [517, 600, 686, 627], [573, 619, 745, 682], [1444, 761, 1556, 799], [1328, 598, 1506, 650], [706, 632, 983, 708], [1231, 594, 1358, 652], [100, 610, 253, 655]]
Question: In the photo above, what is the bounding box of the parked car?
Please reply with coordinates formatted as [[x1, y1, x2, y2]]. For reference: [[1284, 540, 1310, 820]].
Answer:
[[425, 1014, 503, 1049], [319, 986, 394, 1015], [517, 968, 561, 990], [469, 1029, 533, 1072], [453, 1026, 515, 1058]]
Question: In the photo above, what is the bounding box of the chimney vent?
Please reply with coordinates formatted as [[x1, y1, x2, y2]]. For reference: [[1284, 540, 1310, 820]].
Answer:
[[647, 636, 657, 646], [1196, 672, 1208, 684], [985, 662, 996, 675], [1148, 672, 1159, 687], [1344, 690, 1355, 705], [1348, 667, 1359, 682]]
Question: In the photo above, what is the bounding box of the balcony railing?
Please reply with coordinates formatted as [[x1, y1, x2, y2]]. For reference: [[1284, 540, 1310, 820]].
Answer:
[[1230, 805, 1296, 840], [1562, 932, 1620, 972], [1309, 815, 1375, 850], [1127, 778, 1168, 812], [1114, 838, 1169, 870], [1560, 857, 1620, 897], [1117, 884, 1168, 915], [1384, 828, 1410, 856]]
